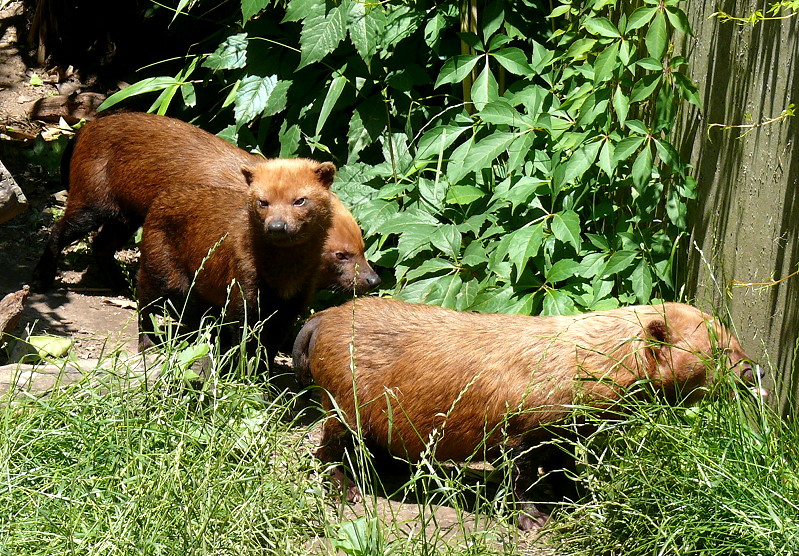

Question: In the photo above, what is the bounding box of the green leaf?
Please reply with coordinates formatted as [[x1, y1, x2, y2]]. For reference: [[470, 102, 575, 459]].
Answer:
[[631, 260, 653, 303], [674, 72, 702, 109], [263, 80, 290, 117], [415, 124, 470, 160], [565, 38, 597, 60], [546, 259, 580, 284], [636, 57, 663, 71], [613, 136, 645, 163], [613, 84, 629, 123], [396, 223, 438, 261], [241, 0, 269, 22], [654, 138, 681, 172], [479, 99, 532, 127], [298, 3, 347, 69], [492, 48, 533, 75], [435, 55, 480, 87], [598, 138, 614, 176], [584, 17, 621, 38], [645, 10, 668, 60], [348, 0, 384, 64], [471, 61, 499, 111], [450, 132, 516, 183], [446, 185, 485, 205], [430, 225, 463, 259], [316, 72, 347, 136], [630, 73, 661, 102], [405, 258, 456, 281], [98, 76, 183, 111], [279, 122, 301, 157], [603, 250, 637, 276], [283, 0, 321, 22], [626, 6, 657, 32], [551, 210, 581, 251], [542, 289, 577, 316], [234, 74, 278, 126], [665, 7, 693, 35], [631, 145, 654, 192], [593, 41, 619, 83], [507, 223, 545, 276], [560, 140, 601, 186], [203, 33, 248, 70], [28, 335, 72, 359]]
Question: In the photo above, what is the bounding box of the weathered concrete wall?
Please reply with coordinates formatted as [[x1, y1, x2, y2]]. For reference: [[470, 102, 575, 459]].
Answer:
[[677, 1, 799, 412]]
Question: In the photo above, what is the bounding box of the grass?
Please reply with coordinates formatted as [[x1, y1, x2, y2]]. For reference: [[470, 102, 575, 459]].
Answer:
[[3, 321, 799, 555]]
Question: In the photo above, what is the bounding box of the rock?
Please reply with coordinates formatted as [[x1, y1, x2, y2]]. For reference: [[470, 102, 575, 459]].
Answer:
[[0, 159, 27, 224], [0, 285, 29, 341]]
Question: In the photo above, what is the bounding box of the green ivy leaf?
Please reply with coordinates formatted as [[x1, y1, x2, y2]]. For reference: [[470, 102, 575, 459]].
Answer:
[[630, 73, 661, 103], [430, 225, 463, 259], [283, 0, 321, 22], [674, 72, 702, 109], [479, 99, 532, 127], [450, 131, 516, 183], [613, 84, 629, 123], [614, 136, 645, 162]]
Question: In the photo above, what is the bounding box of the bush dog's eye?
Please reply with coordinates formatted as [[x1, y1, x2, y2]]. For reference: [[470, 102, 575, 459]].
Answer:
[[294, 197, 307, 207], [335, 252, 349, 261], [258, 199, 269, 208]]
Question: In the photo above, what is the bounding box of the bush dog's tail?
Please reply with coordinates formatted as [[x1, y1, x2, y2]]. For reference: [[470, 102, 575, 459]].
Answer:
[[292, 315, 321, 387]]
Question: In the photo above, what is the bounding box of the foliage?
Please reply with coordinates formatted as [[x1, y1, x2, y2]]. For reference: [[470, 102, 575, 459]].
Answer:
[[102, 0, 700, 314]]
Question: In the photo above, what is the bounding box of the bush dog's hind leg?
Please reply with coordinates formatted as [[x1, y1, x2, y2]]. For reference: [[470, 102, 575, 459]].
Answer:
[[316, 413, 363, 503], [92, 219, 140, 294]]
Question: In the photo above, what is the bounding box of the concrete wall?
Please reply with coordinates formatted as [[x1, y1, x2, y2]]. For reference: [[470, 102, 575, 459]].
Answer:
[[676, 1, 799, 412]]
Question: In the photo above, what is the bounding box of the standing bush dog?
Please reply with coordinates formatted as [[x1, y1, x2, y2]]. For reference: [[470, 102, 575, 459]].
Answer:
[[138, 158, 334, 365], [32, 112, 379, 295], [292, 297, 764, 529]]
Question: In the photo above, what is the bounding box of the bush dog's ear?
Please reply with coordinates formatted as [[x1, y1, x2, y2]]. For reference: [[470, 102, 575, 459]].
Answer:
[[644, 319, 670, 365], [315, 161, 336, 189], [241, 165, 255, 186]]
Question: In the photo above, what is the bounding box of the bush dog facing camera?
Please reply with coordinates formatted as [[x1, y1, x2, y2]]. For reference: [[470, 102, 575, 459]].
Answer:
[[138, 158, 335, 364], [32, 112, 378, 295], [292, 297, 763, 529]]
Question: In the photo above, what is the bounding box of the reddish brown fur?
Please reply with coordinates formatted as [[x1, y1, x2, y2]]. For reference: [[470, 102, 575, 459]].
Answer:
[[32, 112, 376, 295], [318, 194, 380, 294], [292, 298, 761, 528], [138, 158, 335, 362]]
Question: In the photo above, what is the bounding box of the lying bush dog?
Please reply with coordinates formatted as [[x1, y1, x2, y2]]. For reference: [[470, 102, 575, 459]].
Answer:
[[292, 298, 765, 529]]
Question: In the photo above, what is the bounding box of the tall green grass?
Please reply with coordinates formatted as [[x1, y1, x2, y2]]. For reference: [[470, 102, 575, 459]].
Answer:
[[550, 385, 799, 555]]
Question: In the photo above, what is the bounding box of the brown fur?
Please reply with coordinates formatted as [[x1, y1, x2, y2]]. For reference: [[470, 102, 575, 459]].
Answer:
[[32, 112, 376, 295], [292, 298, 762, 529], [138, 158, 335, 363], [318, 194, 380, 294]]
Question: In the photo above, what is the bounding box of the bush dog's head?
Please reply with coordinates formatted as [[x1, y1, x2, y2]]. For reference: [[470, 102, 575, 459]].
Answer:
[[634, 303, 765, 404], [318, 194, 381, 294], [242, 158, 335, 246]]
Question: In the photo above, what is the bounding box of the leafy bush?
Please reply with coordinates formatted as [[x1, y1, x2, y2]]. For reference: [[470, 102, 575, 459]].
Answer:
[[105, 0, 700, 314]]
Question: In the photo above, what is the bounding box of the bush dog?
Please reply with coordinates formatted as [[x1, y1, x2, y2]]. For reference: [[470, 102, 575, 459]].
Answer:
[[32, 112, 378, 295], [292, 298, 764, 529], [137, 158, 335, 365]]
